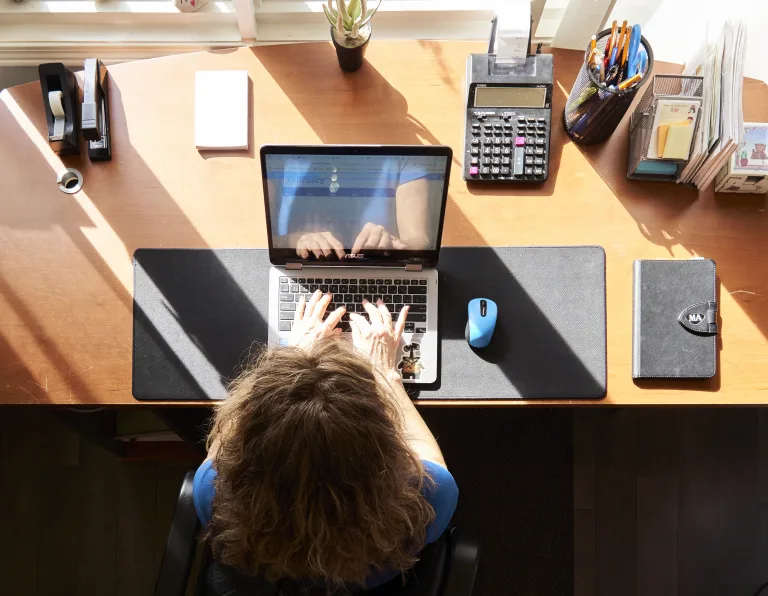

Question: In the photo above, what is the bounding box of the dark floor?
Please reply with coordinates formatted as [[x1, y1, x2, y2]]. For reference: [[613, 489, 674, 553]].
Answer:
[[2, 407, 768, 596], [421, 408, 573, 596], [574, 408, 768, 596], [0, 408, 191, 596]]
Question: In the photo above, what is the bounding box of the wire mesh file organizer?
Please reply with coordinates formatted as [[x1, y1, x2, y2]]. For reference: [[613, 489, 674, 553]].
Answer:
[[627, 74, 704, 181], [563, 27, 654, 145]]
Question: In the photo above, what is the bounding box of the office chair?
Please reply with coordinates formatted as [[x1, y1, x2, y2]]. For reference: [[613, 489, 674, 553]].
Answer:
[[155, 472, 479, 596]]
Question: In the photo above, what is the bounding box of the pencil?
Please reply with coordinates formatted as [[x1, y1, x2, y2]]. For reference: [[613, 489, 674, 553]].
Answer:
[[617, 20, 628, 61], [618, 73, 641, 90], [621, 26, 632, 67], [607, 20, 617, 54], [590, 35, 596, 55]]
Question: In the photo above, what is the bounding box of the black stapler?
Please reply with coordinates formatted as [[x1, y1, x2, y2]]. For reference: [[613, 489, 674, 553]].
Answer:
[[38, 63, 80, 156], [82, 58, 112, 161]]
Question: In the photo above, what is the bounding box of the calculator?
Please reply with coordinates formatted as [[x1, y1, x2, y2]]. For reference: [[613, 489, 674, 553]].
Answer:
[[463, 53, 554, 183]]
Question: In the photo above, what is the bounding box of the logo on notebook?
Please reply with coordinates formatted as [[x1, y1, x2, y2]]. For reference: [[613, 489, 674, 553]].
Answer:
[[687, 313, 704, 324]]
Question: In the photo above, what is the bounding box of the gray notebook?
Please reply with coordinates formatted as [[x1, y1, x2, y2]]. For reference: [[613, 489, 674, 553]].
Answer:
[[632, 259, 718, 379]]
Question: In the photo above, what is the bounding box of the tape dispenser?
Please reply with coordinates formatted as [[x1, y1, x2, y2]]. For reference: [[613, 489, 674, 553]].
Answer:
[[38, 63, 80, 156]]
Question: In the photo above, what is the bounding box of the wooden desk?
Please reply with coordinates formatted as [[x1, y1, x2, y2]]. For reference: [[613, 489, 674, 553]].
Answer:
[[0, 42, 766, 406]]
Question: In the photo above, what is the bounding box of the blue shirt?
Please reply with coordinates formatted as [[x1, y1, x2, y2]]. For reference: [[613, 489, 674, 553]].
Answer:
[[193, 458, 458, 589]]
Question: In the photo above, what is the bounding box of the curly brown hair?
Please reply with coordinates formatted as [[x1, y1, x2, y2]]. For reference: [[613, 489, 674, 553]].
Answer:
[[206, 338, 435, 587]]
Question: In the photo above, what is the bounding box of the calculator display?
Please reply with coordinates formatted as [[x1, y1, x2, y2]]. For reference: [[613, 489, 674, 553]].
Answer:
[[474, 87, 546, 108]]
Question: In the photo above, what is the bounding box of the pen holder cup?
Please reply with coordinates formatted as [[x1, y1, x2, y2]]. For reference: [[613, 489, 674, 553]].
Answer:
[[563, 28, 654, 145]]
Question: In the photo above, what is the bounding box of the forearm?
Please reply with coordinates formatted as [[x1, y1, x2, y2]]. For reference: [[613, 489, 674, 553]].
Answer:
[[395, 179, 431, 249], [385, 371, 446, 467]]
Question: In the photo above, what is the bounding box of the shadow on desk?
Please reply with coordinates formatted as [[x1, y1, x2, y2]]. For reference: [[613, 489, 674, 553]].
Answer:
[[250, 44, 461, 168], [0, 330, 47, 403], [411, 246, 606, 401], [133, 249, 270, 401], [0, 81, 245, 403], [565, 70, 768, 344]]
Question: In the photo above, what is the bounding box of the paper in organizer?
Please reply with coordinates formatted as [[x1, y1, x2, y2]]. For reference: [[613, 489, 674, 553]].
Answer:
[[678, 18, 746, 190]]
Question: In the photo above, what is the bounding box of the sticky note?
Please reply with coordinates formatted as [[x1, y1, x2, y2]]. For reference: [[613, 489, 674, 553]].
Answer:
[[657, 124, 670, 157], [662, 122, 695, 160]]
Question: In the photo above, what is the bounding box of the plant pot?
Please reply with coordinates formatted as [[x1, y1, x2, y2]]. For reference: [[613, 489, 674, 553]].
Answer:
[[331, 26, 370, 72]]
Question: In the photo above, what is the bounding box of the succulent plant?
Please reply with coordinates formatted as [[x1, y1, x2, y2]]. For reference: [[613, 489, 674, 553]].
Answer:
[[323, 0, 381, 42]]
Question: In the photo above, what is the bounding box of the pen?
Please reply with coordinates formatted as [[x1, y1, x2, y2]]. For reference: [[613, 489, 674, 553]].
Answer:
[[626, 24, 641, 78], [609, 46, 618, 69], [638, 49, 648, 76]]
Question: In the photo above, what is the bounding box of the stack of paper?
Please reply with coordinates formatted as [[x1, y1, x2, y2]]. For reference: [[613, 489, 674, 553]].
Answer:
[[194, 70, 250, 151], [678, 18, 746, 190]]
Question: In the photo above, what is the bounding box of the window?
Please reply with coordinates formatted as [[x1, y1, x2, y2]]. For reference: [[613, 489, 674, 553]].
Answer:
[[0, 0, 571, 65], [0, 0, 242, 64]]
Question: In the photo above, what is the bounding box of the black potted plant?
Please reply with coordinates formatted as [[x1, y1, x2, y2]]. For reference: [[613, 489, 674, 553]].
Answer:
[[323, 0, 381, 72]]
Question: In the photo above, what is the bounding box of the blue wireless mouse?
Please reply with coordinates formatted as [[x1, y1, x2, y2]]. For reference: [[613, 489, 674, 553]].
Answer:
[[466, 298, 497, 348]]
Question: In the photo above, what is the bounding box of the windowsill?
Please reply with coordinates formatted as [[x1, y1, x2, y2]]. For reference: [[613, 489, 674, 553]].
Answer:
[[0, 2, 241, 65], [0, 0, 548, 65], [0, 0, 232, 14]]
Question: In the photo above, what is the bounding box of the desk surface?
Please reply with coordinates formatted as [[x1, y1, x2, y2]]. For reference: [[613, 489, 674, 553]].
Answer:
[[1, 42, 766, 406]]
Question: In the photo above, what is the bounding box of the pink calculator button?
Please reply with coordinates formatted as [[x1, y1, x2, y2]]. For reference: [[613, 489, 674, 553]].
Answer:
[[515, 136, 525, 146], [469, 166, 479, 175]]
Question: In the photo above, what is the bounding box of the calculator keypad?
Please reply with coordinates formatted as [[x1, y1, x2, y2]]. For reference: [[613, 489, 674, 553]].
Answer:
[[465, 112, 549, 181]]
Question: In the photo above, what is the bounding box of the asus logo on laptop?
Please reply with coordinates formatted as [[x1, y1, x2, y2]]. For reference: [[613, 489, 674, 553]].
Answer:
[[344, 253, 366, 259]]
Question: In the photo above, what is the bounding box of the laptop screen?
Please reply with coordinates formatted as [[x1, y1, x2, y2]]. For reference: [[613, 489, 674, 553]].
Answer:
[[261, 146, 451, 267]]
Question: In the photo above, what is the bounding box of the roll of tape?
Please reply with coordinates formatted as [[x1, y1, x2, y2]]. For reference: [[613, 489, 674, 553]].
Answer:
[[57, 168, 83, 194], [48, 90, 66, 140]]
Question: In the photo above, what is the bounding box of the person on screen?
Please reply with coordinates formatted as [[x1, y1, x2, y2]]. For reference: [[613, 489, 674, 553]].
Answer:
[[267, 157, 441, 260], [192, 293, 458, 590]]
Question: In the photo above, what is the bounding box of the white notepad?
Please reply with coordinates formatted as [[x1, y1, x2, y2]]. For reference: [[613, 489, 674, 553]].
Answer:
[[194, 70, 249, 151]]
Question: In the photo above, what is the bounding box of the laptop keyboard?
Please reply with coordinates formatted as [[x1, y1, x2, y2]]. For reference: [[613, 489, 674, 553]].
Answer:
[[278, 276, 429, 334]]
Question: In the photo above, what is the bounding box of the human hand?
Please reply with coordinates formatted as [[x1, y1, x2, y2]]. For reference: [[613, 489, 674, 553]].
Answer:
[[348, 299, 409, 373], [351, 223, 407, 254], [290, 290, 345, 349], [294, 231, 345, 260]]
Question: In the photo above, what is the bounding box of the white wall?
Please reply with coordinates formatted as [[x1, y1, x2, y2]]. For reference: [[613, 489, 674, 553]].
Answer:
[[605, 0, 768, 83]]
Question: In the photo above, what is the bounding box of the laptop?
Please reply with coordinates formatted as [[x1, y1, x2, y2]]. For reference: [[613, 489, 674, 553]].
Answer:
[[263, 145, 452, 384]]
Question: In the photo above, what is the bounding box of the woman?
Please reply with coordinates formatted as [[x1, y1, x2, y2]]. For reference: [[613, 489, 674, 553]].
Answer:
[[193, 291, 458, 590]]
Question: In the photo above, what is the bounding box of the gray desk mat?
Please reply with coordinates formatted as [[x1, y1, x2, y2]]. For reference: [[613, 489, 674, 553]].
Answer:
[[132, 247, 606, 401]]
